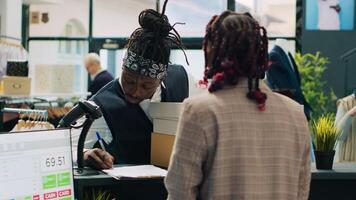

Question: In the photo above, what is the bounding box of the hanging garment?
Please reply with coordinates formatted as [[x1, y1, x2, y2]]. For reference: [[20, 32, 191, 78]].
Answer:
[[336, 94, 356, 162], [266, 45, 312, 120]]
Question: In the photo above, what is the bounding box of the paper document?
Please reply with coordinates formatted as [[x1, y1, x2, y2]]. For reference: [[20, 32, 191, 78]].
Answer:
[[102, 165, 167, 179]]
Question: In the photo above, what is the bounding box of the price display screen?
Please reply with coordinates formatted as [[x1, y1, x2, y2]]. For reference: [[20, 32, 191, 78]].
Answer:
[[0, 129, 74, 200]]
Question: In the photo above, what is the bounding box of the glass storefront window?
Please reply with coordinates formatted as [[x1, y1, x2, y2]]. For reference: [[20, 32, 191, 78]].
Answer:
[[28, 41, 88, 93], [161, 0, 227, 37], [93, 0, 156, 37]]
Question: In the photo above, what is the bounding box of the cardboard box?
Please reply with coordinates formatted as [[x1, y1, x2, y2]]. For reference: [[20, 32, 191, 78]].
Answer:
[[151, 132, 176, 168], [153, 118, 179, 135], [0, 76, 31, 95], [149, 102, 182, 120], [150, 103, 182, 168]]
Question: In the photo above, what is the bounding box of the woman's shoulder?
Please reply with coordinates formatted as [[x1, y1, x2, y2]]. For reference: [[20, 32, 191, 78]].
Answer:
[[182, 90, 217, 114]]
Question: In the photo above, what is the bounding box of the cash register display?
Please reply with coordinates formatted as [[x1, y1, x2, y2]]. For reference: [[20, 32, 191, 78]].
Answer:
[[0, 130, 74, 200]]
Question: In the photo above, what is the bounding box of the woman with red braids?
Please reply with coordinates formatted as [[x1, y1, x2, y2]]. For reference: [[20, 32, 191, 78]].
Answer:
[[165, 11, 311, 200]]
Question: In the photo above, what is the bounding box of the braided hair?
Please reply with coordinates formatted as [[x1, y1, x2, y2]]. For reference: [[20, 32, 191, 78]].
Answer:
[[126, 0, 188, 66], [202, 11, 269, 111]]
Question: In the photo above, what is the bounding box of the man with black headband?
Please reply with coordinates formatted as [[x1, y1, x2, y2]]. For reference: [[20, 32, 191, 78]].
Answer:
[[83, 2, 189, 169]]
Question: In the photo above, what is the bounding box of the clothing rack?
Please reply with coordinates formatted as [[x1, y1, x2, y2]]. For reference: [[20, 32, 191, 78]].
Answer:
[[2, 108, 48, 118]]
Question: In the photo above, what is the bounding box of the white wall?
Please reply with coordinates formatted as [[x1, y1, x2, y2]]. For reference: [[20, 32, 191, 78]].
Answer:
[[0, 0, 6, 36], [29, 0, 89, 36], [0, 0, 22, 41], [93, 0, 155, 37], [29, 0, 155, 37]]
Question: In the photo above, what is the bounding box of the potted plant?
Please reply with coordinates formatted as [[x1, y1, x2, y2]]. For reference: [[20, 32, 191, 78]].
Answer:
[[294, 52, 337, 120], [84, 189, 114, 200], [312, 114, 341, 170]]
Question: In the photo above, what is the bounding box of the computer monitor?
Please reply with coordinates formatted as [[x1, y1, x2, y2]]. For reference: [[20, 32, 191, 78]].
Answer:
[[0, 129, 74, 200]]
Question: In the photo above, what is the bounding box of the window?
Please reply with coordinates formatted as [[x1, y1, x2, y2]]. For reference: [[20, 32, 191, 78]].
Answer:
[[98, 49, 126, 78], [170, 50, 204, 81], [29, 41, 88, 93], [26, 0, 299, 93], [93, 0, 156, 37], [161, 0, 227, 37]]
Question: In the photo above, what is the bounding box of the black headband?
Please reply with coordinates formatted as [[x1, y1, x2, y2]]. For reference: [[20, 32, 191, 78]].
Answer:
[[123, 50, 167, 80]]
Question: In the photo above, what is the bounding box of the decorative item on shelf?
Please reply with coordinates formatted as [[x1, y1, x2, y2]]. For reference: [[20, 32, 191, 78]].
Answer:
[[41, 12, 49, 23], [6, 60, 29, 77], [312, 114, 341, 170], [30, 11, 40, 24], [0, 76, 31, 95]]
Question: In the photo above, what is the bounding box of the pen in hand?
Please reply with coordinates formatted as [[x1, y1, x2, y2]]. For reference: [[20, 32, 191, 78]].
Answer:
[[96, 131, 107, 152]]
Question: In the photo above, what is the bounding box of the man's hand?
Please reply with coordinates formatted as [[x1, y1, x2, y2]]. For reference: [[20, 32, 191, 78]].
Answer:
[[84, 148, 114, 169]]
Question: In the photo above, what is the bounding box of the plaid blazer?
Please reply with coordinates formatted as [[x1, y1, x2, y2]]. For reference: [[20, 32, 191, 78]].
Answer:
[[165, 79, 311, 200]]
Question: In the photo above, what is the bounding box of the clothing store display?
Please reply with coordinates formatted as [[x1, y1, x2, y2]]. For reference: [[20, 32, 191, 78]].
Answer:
[[11, 117, 54, 132], [318, 0, 340, 30], [6, 110, 55, 133], [266, 45, 312, 120], [6, 60, 29, 77], [0, 40, 28, 77], [91, 64, 189, 164], [336, 94, 356, 162]]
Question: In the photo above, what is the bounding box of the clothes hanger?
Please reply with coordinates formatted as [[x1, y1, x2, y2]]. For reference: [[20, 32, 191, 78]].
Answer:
[[43, 114, 55, 130], [12, 112, 26, 132], [18, 113, 26, 129], [32, 112, 42, 130], [25, 111, 34, 129], [39, 113, 45, 129], [31, 112, 40, 129]]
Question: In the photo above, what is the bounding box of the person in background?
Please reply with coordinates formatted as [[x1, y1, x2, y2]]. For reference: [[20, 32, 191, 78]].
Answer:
[[165, 11, 311, 200], [335, 92, 356, 162], [83, 0, 189, 169], [84, 53, 114, 97]]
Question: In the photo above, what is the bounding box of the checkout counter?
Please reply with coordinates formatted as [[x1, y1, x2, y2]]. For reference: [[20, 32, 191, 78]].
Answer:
[[73, 103, 356, 200], [73, 163, 356, 200]]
